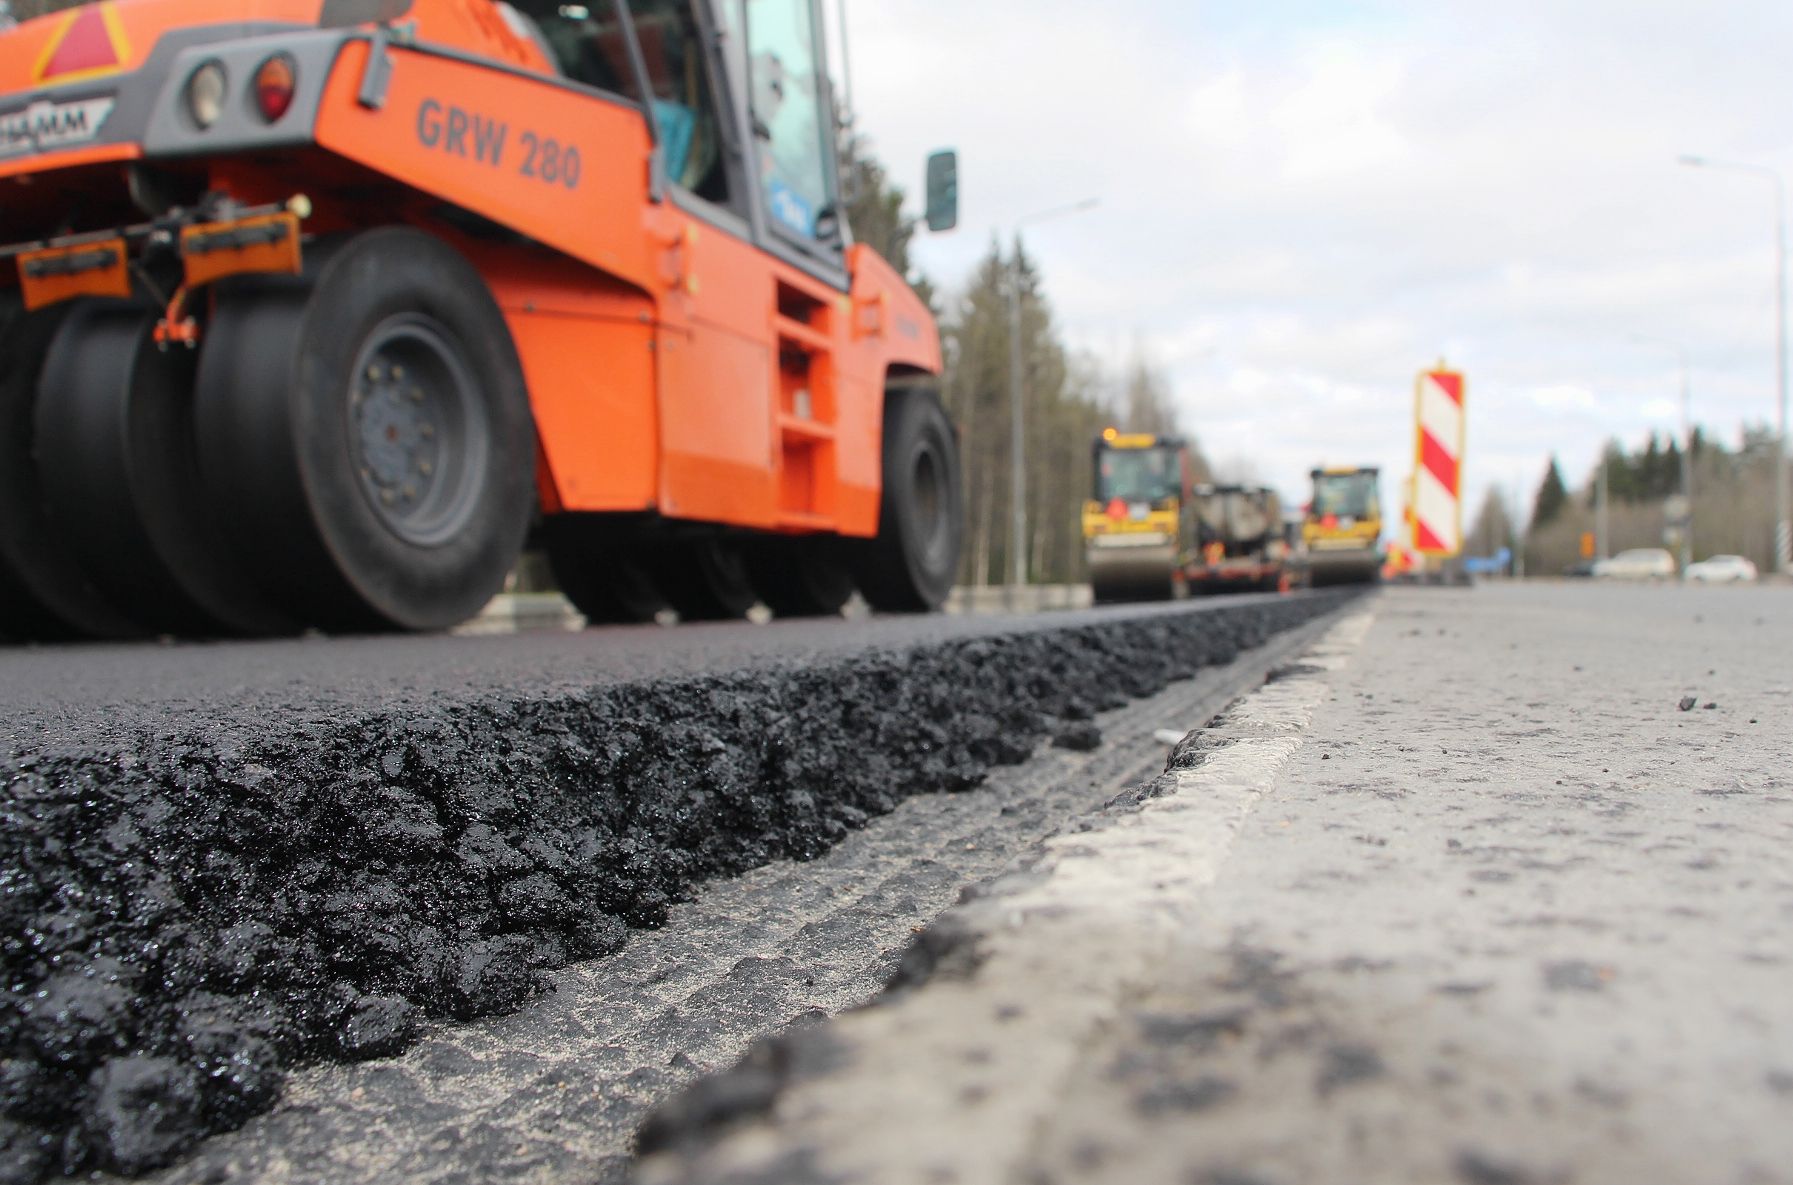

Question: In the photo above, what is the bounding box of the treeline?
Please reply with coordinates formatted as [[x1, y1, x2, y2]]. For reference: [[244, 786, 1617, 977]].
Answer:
[[1466, 426, 1785, 573], [844, 139, 1198, 586]]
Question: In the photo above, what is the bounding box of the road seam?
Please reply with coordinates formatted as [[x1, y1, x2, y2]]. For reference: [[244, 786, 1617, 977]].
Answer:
[[636, 607, 1379, 1185]]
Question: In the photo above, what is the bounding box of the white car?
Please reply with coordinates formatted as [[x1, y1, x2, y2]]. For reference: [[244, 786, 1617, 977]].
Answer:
[[1592, 548, 1676, 580], [1683, 554, 1759, 584]]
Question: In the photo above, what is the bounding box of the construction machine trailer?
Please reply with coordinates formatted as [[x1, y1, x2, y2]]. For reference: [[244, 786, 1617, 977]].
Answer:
[[0, 0, 961, 639], [1185, 482, 1290, 594], [1303, 465, 1383, 586], [1082, 430, 1291, 601]]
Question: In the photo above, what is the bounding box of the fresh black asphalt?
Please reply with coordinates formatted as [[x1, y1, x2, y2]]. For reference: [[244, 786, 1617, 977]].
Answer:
[[0, 592, 1358, 1183]]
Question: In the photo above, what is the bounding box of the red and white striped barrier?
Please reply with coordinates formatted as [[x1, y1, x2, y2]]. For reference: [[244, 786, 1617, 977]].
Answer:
[[1412, 367, 1465, 556]]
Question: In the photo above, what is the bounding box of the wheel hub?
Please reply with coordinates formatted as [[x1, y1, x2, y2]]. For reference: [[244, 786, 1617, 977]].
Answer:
[[356, 364, 439, 495], [346, 315, 485, 547]]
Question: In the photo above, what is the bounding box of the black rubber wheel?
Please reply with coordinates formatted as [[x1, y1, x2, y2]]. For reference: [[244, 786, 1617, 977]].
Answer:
[[749, 540, 855, 618], [1091, 572, 1175, 605], [35, 303, 299, 638], [0, 300, 146, 641], [0, 291, 17, 643], [851, 389, 963, 612], [544, 520, 669, 625], [653, 539, 759, 621], [194, 229, 537, 632]]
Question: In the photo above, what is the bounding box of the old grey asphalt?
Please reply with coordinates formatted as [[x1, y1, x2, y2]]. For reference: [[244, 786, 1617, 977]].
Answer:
[[641, 583, 1793, 1185]]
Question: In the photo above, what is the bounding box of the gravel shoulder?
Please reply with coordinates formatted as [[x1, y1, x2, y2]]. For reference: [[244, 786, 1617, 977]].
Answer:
[[639, 584, 1793, 1185]]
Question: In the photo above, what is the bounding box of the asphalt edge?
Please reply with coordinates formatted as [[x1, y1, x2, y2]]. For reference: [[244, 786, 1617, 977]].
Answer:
[[0, 592, 1363, 1183], [632, 607, 1379, 1185]]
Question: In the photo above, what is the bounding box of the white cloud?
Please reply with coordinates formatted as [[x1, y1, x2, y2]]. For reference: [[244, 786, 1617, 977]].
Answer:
[[841, 0, 1793, 544], [1528, 384, 1599, 412]]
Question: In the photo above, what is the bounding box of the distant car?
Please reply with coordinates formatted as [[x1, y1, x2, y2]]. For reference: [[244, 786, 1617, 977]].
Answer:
[[1562, 559, 1598, 579], [1683, 554, 1759, 584], [1592, 548, 1676, 580]]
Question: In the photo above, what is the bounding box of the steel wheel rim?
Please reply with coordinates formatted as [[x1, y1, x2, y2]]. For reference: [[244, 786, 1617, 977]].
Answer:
[[346, 314, 486, 547]]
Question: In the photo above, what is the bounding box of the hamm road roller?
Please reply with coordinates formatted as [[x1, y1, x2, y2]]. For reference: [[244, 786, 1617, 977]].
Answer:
[[0, 0, 961, 638]]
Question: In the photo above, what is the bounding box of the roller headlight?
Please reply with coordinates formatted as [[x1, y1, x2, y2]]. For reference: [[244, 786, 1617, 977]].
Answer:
[[185, 60, 227, 130]]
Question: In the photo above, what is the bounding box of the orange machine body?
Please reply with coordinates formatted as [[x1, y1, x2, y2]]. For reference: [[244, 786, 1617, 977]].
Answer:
[[0, 0, 942, 541]]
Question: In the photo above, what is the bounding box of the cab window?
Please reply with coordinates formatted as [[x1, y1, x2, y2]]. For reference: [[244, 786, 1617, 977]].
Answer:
[[737, 0, 838, 244], [511, 1, 731, 205]]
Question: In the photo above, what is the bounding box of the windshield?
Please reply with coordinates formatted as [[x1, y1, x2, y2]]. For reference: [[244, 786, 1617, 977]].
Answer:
[[1311, 471, 1379, 519], [1096, 447, 1181, 503]]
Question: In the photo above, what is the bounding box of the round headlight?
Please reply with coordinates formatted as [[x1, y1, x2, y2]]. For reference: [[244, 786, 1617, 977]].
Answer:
[[185, 60, 227, 130]]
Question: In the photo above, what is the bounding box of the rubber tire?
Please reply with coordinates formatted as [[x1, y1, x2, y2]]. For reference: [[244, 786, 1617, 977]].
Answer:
[[852, 390, 964, 612], [35, 303, 299, 638], [0, 300, 146, 641], [1092, 573, 1175, 605], [544, 521, 669, 625], [194, 229, 537, 632], [653, 539, 759, 621], [749, 540, 855, 618]]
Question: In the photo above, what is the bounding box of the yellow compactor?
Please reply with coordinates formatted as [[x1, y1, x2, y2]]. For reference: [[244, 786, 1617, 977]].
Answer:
[[1082, 431, 1194, 602], [1303, 467, 1384, 586]]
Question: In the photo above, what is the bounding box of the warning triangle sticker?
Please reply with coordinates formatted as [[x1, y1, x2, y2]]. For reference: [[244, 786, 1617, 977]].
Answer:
[[37, 5, 131, 85]]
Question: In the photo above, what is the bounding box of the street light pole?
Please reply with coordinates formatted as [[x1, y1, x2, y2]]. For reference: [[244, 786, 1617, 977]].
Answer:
[[1596, 451, 1610, 561], [1007, 251, 1024, 601], [1679, 352, 1693, 570], [1629, 336, 1695, 571], [1006, 198, 1099, 602], [835, 0, 854, 132], [1680, 155, 1789, 572]]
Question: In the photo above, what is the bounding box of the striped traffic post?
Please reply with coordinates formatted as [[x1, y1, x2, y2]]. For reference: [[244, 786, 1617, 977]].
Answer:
[[1412, 367, 1466, 556]]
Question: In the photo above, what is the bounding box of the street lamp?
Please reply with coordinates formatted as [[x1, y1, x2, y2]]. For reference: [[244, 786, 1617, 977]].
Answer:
[[1628, 336, 1694, 572], [1007, 197, 1099, 600], [1679, 154, 1789, 573]]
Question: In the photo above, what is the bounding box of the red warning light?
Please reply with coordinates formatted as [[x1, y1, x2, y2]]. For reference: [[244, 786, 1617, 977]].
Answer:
[[254, 54, 297, 122]]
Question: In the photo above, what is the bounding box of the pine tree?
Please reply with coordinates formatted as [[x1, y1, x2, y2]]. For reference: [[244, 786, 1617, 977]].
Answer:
[[837, 133, 938, 311], [1468, 486, 1514, 559], [1530, 457, 1568, 529], [1121, 353, 1180, 438]]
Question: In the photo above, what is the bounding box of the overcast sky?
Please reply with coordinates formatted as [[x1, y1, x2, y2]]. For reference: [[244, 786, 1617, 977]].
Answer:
[[836, 0, 1792, 537]]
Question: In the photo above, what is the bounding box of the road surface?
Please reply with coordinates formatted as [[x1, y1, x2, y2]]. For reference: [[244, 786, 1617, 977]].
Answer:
[[0, 592, 1350, 1184], [638, 583, 1793, 1185], [8, 583, 1790, 1185]]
